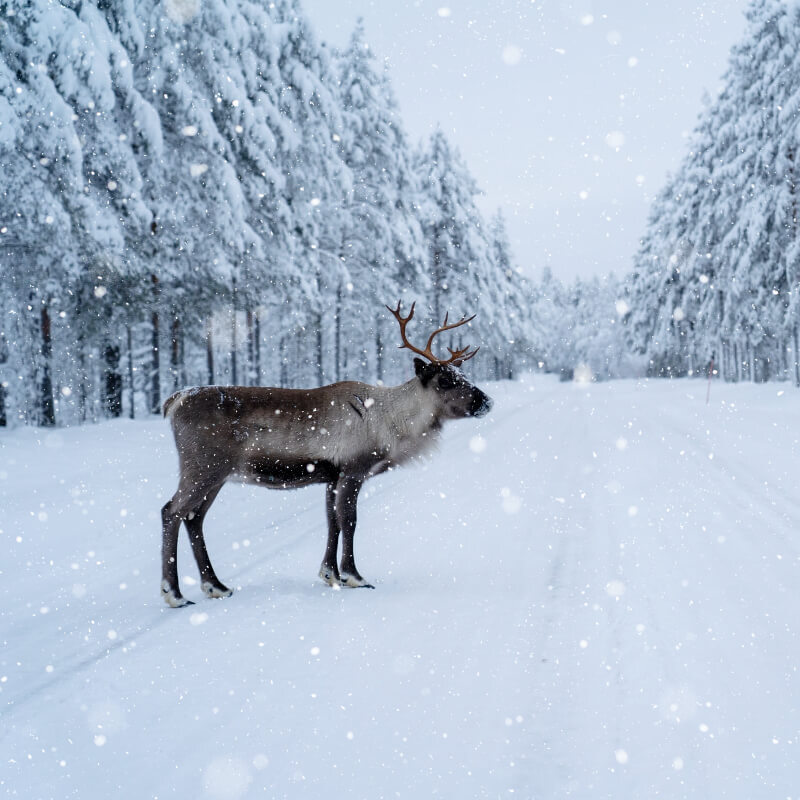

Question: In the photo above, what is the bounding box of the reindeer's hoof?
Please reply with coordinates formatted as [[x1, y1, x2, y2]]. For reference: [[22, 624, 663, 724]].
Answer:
[[340, 572, 375, 589], [201, 581, 233, 599], [318, 565, 342, 587], [161, 581, 194, 608]]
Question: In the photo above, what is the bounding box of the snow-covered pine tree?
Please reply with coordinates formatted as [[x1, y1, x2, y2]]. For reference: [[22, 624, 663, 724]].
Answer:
[[628, 0, 800, 383], [132, 0, 258, 396], [335, 20, 428, 384], [39, 1, 152, 418], [0, 1, 91, 425], [1, 0, 534, 426], [486, 210, 533, 379], [261, 0, 351, 388], [415, 129, 494, 371]]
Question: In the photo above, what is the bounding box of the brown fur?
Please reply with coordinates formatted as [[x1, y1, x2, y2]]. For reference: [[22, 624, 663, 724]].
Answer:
[[159, 360, 492, 606]]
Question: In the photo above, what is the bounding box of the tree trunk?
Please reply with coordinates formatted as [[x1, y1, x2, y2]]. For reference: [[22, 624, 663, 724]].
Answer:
[[206, 318, 215, 385], [149, 275, 161, 414], [279, 333, 288, 388], [127, 324, 135, 419], [0, 329, 8, 427], [78, 341, 88, 422], [316, 314, 324, 387], [231, 277, 238, 385], [721, 340, 728, 382], [253, 310, 261, 385], [39, 302, 55, 426], [725, 340, 732, 382], [375, 313, 383, 383], [103, 341, 123, 418], [781, 337, 789, 382], [794, 325, 800, 388], [335, 285, 342, 382], [170, 316, 181, 392], [246, 309, 255, 386], [433, 239, 443, 325]]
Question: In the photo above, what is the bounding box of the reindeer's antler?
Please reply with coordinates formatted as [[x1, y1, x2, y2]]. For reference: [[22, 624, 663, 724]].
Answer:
[[385, 300, 479, 367]]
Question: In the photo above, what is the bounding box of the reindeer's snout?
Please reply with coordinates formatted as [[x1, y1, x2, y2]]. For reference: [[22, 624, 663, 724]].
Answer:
[[471, 390, 493, 418]]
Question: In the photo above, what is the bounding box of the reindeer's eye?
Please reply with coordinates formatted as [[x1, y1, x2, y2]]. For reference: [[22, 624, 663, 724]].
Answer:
[[437, 372, 457, 390]]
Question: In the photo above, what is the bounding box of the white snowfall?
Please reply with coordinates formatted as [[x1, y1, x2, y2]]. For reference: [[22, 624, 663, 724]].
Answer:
[[1, 376, 798, 799]]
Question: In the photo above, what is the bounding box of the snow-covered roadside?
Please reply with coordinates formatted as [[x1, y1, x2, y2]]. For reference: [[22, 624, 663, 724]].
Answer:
[[1, 376, 798, 799]]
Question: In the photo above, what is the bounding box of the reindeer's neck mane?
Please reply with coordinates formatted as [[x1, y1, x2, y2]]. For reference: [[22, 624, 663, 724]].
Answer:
[[326, 377, 441, 468], [379, 377, 442, 456]]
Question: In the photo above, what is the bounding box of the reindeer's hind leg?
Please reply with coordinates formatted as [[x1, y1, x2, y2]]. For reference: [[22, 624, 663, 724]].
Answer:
[[161, 490, 192, 608], [319, 482, 342, 586], [184, 484, 232, 600], [161, 474, 225, 607]]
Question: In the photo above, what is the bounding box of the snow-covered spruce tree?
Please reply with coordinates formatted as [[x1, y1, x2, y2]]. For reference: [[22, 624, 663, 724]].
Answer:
[[414, 129, 498, 378], [39, 1, 152, 419], [524, 267, 565, 375], [131, 0, 259, 398], [2, 0, 533, 427], [628, 0, 800, 383], [486, 210, 533, 379], [237, 0, 351, 389], [334, 20, 428, 385], [0, 1, 93, 425], [230, 0, 305, 387], [0, 0, 167, 423]]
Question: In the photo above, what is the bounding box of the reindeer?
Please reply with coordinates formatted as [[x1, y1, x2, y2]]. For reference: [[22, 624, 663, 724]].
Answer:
[[159, 302, 493, 607]]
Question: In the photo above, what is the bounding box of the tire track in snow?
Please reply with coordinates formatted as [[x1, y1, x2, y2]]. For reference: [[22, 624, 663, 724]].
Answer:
[[657, 404, 800, 545]]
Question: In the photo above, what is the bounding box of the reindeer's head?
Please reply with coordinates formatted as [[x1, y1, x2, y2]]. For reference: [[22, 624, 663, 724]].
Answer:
[[387, 301, 493, 420]]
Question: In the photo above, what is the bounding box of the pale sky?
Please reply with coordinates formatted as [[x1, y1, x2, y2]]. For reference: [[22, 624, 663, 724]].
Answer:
[[302, 0, 749, 280]]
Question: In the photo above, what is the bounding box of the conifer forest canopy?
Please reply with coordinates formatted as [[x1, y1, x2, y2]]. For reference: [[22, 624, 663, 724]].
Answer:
[[1, 0, 800, 427]]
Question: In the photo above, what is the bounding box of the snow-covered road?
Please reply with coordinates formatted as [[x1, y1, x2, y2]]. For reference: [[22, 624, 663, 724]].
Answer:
[[1, 376, 798, 799]]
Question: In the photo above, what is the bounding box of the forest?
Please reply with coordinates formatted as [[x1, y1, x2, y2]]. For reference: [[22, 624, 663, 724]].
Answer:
[[1, 0, 798, 428], [0, 0, 540, 427], [626, 0, 800, 383]]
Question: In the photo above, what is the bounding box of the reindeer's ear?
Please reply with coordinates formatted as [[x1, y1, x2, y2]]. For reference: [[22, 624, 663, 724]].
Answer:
[[414, 357, 435, 386]]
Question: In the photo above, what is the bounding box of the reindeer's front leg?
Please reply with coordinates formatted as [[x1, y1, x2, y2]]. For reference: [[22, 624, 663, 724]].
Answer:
[[319, 482, 342, 586], [335, 474, 374, 589]]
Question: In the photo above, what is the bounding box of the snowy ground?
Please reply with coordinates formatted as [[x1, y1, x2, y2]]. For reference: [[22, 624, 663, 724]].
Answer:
[[1, 375, 798, 799]]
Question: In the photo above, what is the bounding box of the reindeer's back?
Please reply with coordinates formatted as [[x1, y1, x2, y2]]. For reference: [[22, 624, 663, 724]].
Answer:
[[163, 383, 382, 470]]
